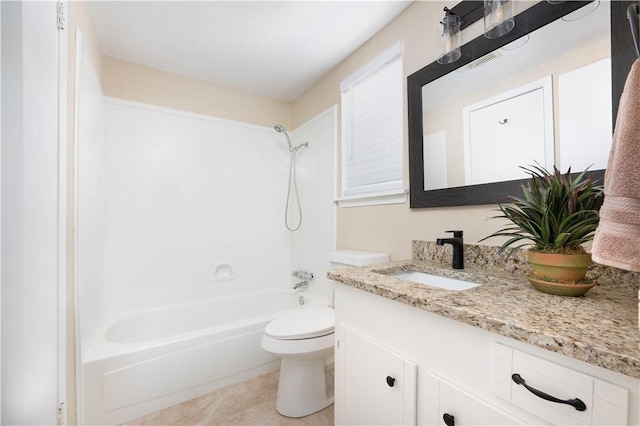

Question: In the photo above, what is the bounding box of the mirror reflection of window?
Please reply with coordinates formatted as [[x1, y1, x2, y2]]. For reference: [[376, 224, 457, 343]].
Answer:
[[423, 131, 448, 190], [558, 58, 612, 171]]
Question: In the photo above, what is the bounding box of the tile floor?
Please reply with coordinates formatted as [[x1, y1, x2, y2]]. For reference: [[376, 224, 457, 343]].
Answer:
[[121, 370, 334, 425]]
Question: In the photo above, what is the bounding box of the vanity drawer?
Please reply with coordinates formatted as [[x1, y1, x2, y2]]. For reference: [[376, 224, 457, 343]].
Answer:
[[492, 343, 629, 425]]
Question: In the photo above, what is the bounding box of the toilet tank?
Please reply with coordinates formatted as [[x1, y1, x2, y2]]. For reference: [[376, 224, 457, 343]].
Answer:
[[329, 250, 390, 269]]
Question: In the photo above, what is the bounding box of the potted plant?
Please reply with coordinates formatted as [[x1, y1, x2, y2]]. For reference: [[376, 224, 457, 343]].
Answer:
[[481, 164, 604, 296]]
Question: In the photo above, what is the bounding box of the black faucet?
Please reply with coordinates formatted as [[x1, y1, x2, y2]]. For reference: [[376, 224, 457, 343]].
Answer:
[[436, 230, 464, 269]]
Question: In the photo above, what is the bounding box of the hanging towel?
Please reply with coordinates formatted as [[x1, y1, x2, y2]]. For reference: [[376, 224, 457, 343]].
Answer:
[[592, 59, 640, 272]]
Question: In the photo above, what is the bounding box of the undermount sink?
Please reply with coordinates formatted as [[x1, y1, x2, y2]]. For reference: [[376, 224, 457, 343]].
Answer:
[[388, 271, 480, 291]]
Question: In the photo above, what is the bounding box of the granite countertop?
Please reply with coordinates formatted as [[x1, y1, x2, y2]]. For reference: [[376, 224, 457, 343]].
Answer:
[[328, 242, 640, 380]]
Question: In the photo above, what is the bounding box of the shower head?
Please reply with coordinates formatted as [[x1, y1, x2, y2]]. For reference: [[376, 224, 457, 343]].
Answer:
[[274, 123, 293, 150], [274, 123, 308, 152]]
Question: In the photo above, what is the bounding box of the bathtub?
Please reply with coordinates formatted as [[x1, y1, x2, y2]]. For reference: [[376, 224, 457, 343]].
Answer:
[[81, 289, 307, 425]]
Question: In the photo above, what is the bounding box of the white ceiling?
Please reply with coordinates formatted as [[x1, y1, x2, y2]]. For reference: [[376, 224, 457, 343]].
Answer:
[[89, 1, 413, 102]]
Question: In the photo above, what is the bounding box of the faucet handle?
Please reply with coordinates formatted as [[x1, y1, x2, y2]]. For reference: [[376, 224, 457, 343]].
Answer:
[[446, 230, 463, 238]]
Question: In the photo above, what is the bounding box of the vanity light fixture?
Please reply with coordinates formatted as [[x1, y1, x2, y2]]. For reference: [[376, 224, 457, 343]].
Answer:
[[501, 34, 529, 51], [562, 0, 599, 22], [437, 7, 461, 64], [484, 0, 515, 39]]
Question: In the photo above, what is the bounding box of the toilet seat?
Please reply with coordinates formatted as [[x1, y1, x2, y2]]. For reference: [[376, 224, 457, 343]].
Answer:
[[264, 305, 334, 340]]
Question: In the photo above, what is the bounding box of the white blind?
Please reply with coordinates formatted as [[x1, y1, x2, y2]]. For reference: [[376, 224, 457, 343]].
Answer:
[[341, 43, 403, 197]]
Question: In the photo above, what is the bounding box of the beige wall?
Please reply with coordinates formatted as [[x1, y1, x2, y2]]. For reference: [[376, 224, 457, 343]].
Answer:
[[292, 1, 509, 260], [101, 56, 293, 129]]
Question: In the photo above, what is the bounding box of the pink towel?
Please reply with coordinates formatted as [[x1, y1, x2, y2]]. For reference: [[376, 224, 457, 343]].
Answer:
[[592, 59, 640, 272]]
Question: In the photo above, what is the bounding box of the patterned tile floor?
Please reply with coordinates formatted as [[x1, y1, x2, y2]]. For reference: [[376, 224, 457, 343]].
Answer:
[[121, 370, 334, 425]]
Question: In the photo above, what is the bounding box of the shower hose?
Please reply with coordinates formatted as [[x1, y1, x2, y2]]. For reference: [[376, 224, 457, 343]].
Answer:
[[285, 149, 303, 232]]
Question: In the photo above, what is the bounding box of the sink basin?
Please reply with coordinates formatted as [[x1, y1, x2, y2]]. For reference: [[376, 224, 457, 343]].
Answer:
[[388, 271, 480, 291]]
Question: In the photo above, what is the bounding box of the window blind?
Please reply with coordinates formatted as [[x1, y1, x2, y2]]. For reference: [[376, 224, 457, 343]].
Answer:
[[341, 43, 403, 198]]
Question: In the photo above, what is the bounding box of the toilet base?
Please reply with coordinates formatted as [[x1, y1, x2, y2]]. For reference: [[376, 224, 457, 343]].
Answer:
[[276, 358, 334, 418]]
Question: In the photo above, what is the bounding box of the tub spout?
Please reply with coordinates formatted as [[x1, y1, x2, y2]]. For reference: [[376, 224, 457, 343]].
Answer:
[[293, 281, 309, 290]]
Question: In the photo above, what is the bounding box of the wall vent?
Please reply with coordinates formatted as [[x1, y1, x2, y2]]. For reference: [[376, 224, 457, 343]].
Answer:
[[457, 51, 503, 72]]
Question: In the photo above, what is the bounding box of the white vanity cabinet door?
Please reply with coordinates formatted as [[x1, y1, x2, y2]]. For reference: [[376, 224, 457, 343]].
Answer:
[[426, 373, 524, 426], [335, 325, 417, 425]]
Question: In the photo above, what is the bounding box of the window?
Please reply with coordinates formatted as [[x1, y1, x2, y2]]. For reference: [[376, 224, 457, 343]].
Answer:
[[340, 42, 405, 206]]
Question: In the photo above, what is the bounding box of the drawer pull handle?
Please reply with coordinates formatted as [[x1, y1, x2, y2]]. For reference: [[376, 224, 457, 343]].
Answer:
[[512, 373, 587, 412], [386, 376, 395, 387], [443, 413, 455, 426]]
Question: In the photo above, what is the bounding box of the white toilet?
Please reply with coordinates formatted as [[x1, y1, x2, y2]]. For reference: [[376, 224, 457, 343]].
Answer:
[[261, 250, 389, 418], [261, 305, 335, 417]]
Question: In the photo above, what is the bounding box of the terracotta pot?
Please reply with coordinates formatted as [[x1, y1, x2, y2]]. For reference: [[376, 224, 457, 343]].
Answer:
[[527, 251, 592, 283]]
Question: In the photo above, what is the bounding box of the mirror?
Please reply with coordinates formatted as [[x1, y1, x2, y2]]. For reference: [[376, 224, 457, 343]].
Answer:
[[408, 1, 630, 208]]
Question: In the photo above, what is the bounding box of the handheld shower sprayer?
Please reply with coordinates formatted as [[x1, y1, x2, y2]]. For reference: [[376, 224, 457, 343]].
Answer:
[[274, 124, 309, 232], [274, 124, 309, 152]]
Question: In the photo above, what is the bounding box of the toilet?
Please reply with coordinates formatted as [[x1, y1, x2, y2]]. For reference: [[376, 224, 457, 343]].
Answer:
[[261, 250, 389, 418], [261, 305, 335, 417]]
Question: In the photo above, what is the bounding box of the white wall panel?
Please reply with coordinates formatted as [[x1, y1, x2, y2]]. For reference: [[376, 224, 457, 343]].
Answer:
[[75, 40, 105, 355], [103, 100, 292, 314], [289, 107, 337, 305]]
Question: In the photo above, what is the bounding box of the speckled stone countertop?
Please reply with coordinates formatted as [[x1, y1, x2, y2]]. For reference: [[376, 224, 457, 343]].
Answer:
[[328, 241, 640, 379]]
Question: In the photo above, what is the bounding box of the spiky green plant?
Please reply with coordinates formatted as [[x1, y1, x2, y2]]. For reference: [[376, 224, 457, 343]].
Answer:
[[481, 164, 604, 257]]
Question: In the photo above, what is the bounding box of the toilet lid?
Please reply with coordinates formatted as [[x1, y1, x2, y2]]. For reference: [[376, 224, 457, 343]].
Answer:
[[265, 305, 335, 340]]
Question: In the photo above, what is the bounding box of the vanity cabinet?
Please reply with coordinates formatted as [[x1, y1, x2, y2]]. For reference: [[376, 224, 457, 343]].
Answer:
[[333, 283, 639, 426], [492, 343, 629, 425], [426, 373, 524, 425], [335, 325, 417, 425]]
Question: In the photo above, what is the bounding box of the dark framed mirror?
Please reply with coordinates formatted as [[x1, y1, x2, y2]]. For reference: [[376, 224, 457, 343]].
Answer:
[[408, 1, 636, 208]]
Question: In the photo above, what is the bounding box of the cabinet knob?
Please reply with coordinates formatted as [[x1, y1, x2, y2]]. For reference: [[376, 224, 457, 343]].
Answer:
[[386, 376, 395, 387], [443, 413, 455, 426]]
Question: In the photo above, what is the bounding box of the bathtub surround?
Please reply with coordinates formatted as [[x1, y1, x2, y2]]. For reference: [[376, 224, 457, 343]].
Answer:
[[75, 35, 106, 364], [328, 241, 640, 378], [288, 107, 338, 305], [82, 289, 302, 424], [99, 99, 336, 314], [75, 94, 336, 423], [102, 99, 291, 312]]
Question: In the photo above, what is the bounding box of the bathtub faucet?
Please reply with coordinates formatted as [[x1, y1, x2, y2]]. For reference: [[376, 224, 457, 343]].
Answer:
[[292, 270, 314, 290], [292, 270, 314, 281]]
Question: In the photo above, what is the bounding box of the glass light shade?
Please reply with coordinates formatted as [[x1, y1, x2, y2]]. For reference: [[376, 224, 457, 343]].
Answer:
[[484, 0, 515, 39], [562, 0, 599, 21], [437, 13, 461, 64]]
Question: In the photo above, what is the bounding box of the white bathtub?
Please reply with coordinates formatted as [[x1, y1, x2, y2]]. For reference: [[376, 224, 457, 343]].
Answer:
[[81, 289, 305, 425]]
